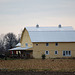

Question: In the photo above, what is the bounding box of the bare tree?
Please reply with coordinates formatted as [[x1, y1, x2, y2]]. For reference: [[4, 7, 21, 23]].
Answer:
[[3, 33, 18, 51], [17, 28, 23, 43], [17, 34, 21, 43], [0, 39, 4, 54]]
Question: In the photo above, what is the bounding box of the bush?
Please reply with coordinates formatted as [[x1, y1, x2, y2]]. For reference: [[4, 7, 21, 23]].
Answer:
[[42, 54, 46, 59]]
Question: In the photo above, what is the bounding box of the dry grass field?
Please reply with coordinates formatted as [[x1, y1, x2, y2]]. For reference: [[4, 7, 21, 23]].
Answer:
[[0, 59, 75, 72]]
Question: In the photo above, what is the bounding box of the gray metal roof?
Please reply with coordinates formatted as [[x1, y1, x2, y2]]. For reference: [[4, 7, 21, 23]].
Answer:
[[26, 26, 74, 31], [26, 26, 75, 42], [28, 31, 75, 42]]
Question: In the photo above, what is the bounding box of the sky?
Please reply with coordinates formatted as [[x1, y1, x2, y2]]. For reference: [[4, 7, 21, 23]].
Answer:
[[0, 0, 75, 36]]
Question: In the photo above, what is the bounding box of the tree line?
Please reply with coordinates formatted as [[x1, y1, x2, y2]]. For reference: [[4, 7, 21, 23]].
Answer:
[[0, 33, 20, 55]]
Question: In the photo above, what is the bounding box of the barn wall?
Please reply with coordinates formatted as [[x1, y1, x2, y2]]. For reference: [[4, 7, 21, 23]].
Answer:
[[33, 42, 75, 58]]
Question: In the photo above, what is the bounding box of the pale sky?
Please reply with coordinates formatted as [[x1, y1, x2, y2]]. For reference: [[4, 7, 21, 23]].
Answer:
[[0, 0, 75, 36]]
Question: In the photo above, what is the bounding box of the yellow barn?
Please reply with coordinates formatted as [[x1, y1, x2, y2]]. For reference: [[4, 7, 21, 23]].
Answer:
[[9, 25, 75, 59]]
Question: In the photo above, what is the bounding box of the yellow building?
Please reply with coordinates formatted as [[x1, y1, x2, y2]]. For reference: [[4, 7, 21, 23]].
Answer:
[[9, 25, 75, 58]]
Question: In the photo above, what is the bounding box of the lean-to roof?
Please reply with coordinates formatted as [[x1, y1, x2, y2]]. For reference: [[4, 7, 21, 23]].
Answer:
[[9, 47, 32, 50]]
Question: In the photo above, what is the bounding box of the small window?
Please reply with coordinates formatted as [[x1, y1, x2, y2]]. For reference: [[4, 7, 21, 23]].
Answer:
[[55, 51, 58, 55], [55, 42, 58, 46], [36, 44, 38, 46], [25, 43, 28, 47], [46, 43, 49, 46], [45, 51, 49, 55]]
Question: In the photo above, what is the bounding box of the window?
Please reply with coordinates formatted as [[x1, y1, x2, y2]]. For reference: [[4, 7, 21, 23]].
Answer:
[[63, 51, 71, 56], [46, 43, 49, 46], [63, 51, 65, 56], [25, 43, 28, 47], [36, 44, 38, 46], [45, 51, 49, 55], [55, 42, 58, 46], [55, 51, 58, 55], [68, 51, 71, 56]]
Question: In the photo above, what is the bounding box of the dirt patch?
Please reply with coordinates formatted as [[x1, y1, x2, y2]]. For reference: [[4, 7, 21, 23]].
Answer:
[[0, 59, 75, 72]]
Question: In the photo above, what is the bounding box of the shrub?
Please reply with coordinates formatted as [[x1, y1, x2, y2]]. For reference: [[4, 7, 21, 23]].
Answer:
[[42, 54, 46, 59]]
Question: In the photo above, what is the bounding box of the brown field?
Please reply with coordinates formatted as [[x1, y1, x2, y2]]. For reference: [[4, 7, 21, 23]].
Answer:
[[0, 59, 75, 72]]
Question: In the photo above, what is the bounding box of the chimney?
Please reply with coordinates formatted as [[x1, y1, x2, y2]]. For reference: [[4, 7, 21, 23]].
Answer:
[[58, 24, 61, 28], [36, 24, 39, 28]]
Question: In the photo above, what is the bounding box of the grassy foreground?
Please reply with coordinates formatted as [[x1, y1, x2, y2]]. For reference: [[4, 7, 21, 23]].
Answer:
[[0, 59, 75, 72]]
